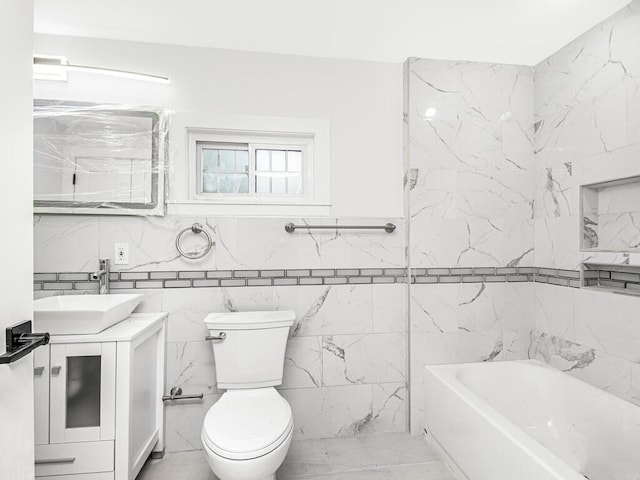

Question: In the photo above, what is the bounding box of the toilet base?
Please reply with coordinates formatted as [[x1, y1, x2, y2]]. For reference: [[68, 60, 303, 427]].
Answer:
[[203, 429, 292, 480]]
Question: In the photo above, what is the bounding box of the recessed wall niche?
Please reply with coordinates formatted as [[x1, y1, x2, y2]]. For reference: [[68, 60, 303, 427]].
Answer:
[[581, 176, 640, 252]]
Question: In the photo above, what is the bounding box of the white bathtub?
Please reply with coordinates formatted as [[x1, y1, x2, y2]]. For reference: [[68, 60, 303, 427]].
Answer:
[[423, 360, 640, 480]]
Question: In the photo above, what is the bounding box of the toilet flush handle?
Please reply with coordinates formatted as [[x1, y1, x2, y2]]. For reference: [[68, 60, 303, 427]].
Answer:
[[205, 332, 227, 341]]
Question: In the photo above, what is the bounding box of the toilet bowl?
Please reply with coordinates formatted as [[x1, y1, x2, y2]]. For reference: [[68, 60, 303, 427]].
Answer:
[[201, 311, 296, 480], [202, 388, 293, 480]]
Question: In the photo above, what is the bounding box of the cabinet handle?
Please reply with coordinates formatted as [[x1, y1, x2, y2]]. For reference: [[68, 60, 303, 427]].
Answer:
[[35, 457, 76, 464], [34, 366, 45, 376], [51, 366, 62, 375]]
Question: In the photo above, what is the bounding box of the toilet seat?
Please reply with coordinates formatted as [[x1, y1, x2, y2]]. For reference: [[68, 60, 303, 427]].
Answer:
[[202, 388, 293, 461]]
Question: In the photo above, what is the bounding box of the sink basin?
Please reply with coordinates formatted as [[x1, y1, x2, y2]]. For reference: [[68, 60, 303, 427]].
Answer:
[[34, 294, 144, 335]]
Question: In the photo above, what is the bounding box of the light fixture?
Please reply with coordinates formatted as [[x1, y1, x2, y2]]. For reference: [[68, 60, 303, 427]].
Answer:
[[33, 54, 170, 84]]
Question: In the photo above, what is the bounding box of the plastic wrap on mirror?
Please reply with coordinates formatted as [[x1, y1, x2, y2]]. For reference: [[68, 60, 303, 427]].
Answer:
[[34, 100, 170, 216]]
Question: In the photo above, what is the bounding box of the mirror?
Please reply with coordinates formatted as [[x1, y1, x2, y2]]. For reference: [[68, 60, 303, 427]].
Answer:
[[34, 100, 167, 216]]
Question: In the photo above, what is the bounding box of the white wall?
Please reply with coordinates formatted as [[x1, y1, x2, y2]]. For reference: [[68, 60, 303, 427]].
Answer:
[[0, 0, 35, 477], [33, 34, 404, 217]]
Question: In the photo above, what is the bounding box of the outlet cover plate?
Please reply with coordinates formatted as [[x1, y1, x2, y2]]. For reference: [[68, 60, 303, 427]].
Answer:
[[114, 243, 129, 265]]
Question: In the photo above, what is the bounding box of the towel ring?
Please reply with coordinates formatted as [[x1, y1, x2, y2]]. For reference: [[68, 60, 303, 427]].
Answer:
[[175, 223, 213, 260]]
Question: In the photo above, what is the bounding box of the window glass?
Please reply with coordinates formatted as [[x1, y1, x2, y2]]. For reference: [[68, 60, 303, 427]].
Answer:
[[219, 150, 235, 171], [288, 174, 302, 194], [272, 176, 286, 194], [256, 150, 270, 171], [271, 150, 286, 171], [202, 173, 217, 193], [199, 143, 303, 196], [236, 151, 249, 172], [256, 175, 270, 194], [202, 149, 219, 172], [288, 151, 302, 172]]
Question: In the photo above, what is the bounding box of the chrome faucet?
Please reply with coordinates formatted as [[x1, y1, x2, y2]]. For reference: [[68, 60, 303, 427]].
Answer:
[[91, 259, 110, 294]]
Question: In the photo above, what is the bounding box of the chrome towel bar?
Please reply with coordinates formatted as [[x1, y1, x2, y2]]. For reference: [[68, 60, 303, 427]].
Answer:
[[285, 222, 396, 234]]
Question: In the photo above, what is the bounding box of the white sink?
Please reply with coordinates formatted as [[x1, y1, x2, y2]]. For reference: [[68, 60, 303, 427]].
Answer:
[[34, 294, 144, 335]]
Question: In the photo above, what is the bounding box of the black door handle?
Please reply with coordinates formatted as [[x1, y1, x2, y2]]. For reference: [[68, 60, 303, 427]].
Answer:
[[0, 321, 50, 365]]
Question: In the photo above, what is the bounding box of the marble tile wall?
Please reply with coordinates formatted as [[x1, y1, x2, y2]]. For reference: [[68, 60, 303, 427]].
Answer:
[[158, 283, 406, 450], [532, 1, 640, 406], [406, 2, 640, 435], [534, 1, 640, 269], [405, 59, 536, 432], [33, 215, 407, 451], [34, 216, 405, 273], [531, 284, 640, 407]]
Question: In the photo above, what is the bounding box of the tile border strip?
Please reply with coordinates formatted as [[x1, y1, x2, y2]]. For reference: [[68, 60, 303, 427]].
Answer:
[[33, 267, 582, 292], [412, 266, 581, 288], [583, 263, 640, 295]]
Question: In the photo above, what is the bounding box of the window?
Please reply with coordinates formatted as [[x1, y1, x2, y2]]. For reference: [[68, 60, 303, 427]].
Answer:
[[173, 114, 330, 216], [196, 142, 305, 197]]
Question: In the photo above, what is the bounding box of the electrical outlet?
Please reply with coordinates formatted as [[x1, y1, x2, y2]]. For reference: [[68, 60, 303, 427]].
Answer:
[[114, 243, 129, 265]]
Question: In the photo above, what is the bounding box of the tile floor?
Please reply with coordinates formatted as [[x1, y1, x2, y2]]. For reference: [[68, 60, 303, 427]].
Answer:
[[138, 433, 458, 480]]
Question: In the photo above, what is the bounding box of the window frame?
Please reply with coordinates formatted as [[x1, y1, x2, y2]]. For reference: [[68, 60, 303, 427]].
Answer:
[[195, 141, 308, 199], [169, 113, 331, 216], [187, 129, 317, 205]]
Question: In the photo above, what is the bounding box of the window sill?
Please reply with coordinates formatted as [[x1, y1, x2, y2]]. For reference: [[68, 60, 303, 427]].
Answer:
[[166, 200, 331, 217]]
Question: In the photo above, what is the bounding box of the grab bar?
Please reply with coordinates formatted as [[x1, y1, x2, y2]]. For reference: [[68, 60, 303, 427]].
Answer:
[[285, 222, 396, 234]]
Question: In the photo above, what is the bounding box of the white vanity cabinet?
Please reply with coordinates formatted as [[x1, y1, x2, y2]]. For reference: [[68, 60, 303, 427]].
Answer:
[[34, 313, 167, 480]]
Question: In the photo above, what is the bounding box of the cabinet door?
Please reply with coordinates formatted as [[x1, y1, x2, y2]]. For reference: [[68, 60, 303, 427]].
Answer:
[[34, 345, 50, 445], [50, 343, 116, 443]]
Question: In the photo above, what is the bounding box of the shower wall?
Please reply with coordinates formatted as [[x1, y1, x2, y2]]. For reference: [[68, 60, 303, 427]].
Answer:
[[405, 59, 536, 432], [531, 0, 640, 406], [407, 2, 640, 434]]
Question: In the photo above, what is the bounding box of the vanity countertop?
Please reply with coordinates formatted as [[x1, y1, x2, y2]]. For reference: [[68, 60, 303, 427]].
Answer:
[[48, 312, 167, 344]]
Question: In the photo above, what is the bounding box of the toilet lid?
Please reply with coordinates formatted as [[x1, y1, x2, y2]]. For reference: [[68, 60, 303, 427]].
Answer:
[[202, 388, 293, 460]]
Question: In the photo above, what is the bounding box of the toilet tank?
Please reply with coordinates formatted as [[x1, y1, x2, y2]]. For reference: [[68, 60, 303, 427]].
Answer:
[[204, 311, 295, 389]]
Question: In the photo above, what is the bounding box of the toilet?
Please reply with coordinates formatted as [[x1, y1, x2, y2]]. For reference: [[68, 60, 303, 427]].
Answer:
[[201, 310, 296, 480]]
